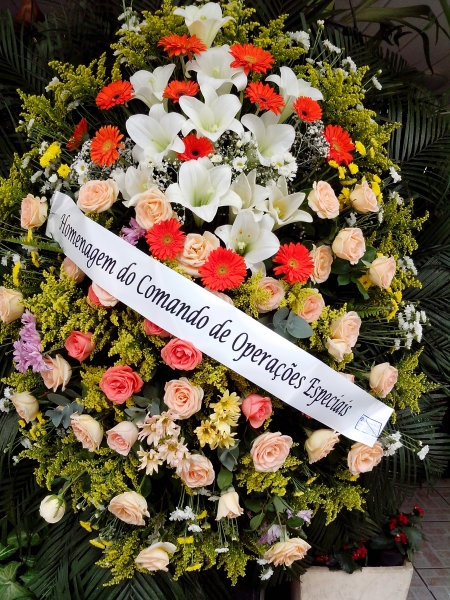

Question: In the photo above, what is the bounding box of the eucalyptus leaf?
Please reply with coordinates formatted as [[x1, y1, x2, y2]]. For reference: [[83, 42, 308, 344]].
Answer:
[[273, 496, 288, 513], [133, 395, 152, 408], [217, 443, 240, 471], [217, 468, 233, 490], [47, 394, 70, 407], [286, 312, 314, 338], [273, 306, 289, 327]]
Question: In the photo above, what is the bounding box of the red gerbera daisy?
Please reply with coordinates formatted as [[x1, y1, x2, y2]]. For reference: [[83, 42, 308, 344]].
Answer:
[[177, 134, 214, 161], [158, 34, 207, 61], [95, 80, 134, 110], [199, 247, 247, 291], [163, 80, 200, 103], [90, 125, 124, 167], [293, 97, 322, 122], [67, 117, 88, 151], [229, 43, 274, 75], [245, 82, 285, 115], [273, 243, 314, 284], [146, 218, 186, 260], [324, 124, 355, 165]]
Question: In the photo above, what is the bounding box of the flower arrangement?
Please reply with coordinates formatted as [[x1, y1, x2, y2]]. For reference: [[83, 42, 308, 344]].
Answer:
[[0, 0, 437, 588]]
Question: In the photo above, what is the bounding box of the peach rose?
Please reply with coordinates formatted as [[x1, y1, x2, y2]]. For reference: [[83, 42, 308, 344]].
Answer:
[[70, 414, 103, 451], [61, 258, 85, 283], [216, 489, 244, 520], [339, 373, 355, 383], [369, 362, 398, 398], [77, 179, 119, 213], [108, 491, 149, 525], [106, 421, 139, 456], [161, 338, 202, 371], [41, 355, 72, 391], [144, 319, 171, 338], [256, 277, 285, 313], [264, 538, 311, 566], [207, 289, 234, 305], [88, 283, 119, 308], [131, 188, 173, 230], [295, 290, 325, 323], [308, 181, 340, 219], [11, 391, 39, 423], [177, 232, 220, 277], [305, 429, 340, 463], [330, 311, 361, 348], [250, 431, 293, 473], [369, 256, 396, 289], [135, 542, 177, 572], [350, 180, 379, 213], [326, 338, 351, 362], [347, 441, 384, 475], [242, 394, 272, 428], [99, 365, 144, 404], [164, 378, 203, 419], [310, 245, 333, 284], [176, 454, 215, 488], [332, 228, 366, 264], [0, 287, 24, 324], [64, 331, 95, 362], [20, 194, 48, 229]]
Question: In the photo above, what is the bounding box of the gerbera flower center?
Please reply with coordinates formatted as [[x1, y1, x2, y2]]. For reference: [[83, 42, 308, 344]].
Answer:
[[162, 234, 173, 245], [102, 140, 112, 152], [217, 264, 229, 275], [244, 54, 257, 63], [288, 259, 298, 268]]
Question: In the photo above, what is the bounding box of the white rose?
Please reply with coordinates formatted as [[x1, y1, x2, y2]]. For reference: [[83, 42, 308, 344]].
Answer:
[[216, 489, 244, 520], [39, 495, 66, 523], [11, 391, 39, 423], [305, 429, 340, 463]]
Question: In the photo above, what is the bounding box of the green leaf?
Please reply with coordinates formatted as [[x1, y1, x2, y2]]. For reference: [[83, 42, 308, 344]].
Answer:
[[139, 476, 152, 497], [133, 395, 151, 408], [402, 526, 424, 550], [217, 442, 240, 471], [0, 562, 20, 585], [0, 546, 17, 562], [337, 274, 351, 285], [361, 246, 376, 263], [287, 516, 305, 528], [244, 498, 263, 513], [249, 513, 265, 530], [47, 393, 70, 406], [273, 496, 287, 513], [286, 312, 314, 338], [273, 306, 289, 327], [217, 467, 233, 490], [355, 279, 370, 299], [331, 258, 352, 274]]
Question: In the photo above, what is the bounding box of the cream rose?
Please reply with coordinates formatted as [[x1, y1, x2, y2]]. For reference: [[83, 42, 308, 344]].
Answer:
[[130, 188, 173, 230], [347, 441, 384, 475], [20, 194, 48, 229], [207, 289, 234, 305], [264, 538, 311, 567], [70, 414, 103, 451], [164, 378, 203, 419], [369, 362, 398, 398], [77, 179, 119, 213], [330, 311, 361, 348], [310, 245, 333, 284], [61, 257, 85, 283], [216, 489, 244, 520], [108, 491, 149, 525], [90, 283, 119, 308], [369, 256, 396, 289], [177, 232, 220, 277], [339, 373, 355, 383], [0, 287, 24, 323], [41, 355, 72, 391], [135, 541, 177, 572], [305, 429, 340, 463], [39, 495, 66, 524], [11, 391, 39, 423], [256, 277, 285, 313], [350, 180, 379, 213], [250, 431, 293, 473], [106, 421, 139, 456], [308, 181, 340, 219], [176, 454, 215, 488], [326, 337, 351, 362], [332, 228, 366, 264], [295, 290, 325, 323]]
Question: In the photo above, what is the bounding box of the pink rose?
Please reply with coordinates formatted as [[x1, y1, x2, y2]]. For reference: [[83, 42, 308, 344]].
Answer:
[[20, 194, 48, 229], [88, 283, 119, 308], [339, 373, 355, 383], [330, 311, 361, 348], [64, 331, 95, 362], [177, 232, 220, 277], [176, 454, 215, 488], [242, 394, 272, 428], [350, 180, 379, 213], [77, 179, 119, 213], [369, 362, 398, 398], [332, 228, 366, 264], [0, 287, 24, 324], [206, 289, 234, 305], [326, 338, 351, 362], [70, 414, 103, 451], [108, 491, 149, 525], [129, 188, 173, 230], [106, 421, 139, 456], [256, 277, 285, 313], [61, 258, 85, 283], [295, 290, 324, 323], [369, 256, 396, 289], [41, 355, 72, 391], [308, 181, 340, 219], [310, 245, 333, 284], [250, 431, 293, 473], [161, 338, 202, 371], [99, 365, 144, 404], [144, 319, 171, 338], [164, 378, 203, 419], [347, 441, 384, 475]]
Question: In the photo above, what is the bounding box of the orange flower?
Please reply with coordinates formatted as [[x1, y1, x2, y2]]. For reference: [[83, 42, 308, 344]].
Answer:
[[245, 82, 284, 115], [67, 117, 88, 151], [273, 243, 314, 284], [323, 124, 355, 165], [146, 218, 186, 260], [199, 247, 247, 291], [177, 135, 214, 161], [229, 44, 274, 75], [163, 80, 200, 103], [293, 97, 322, 122], [90, 126, 124, 168], [95, 81, 134, 110], [158, 34, 207, 61]]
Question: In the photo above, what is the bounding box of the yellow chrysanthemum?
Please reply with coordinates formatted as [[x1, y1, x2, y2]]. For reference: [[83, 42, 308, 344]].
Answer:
[[57, 163, 71, 178], [355, 141, 366, 155], [210, 390, 241, 418], [348, 163, 359, 174], [39, 142, 61, 167]]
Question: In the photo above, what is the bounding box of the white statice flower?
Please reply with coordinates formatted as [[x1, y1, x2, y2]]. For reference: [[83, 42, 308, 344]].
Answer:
[[21, 437, 32, 449], [48, 174, 58, 184], [417, 445, 429, 460], [341, 57, 357, 73], [210, 154, 223, 164], [420, 311, 427, 323], [188, 524, 202, 533], [345, 212, 357, 226], [60, 89, 71, 102], [260, 567, 274, 581], [256, 559, 269, 566], [30, 170, 43, 183], [12, 456, 19, 465], [394, 338, 401, 351], [214, 547, 230, 553], [45, 77, 60, 92], [381, 432, 403, 456], [305, 57, 315, 65], [1, 256, 8, 267], [208, 495, 220, 502], [169, 508, 187, 521], [66, 101, 80, 112], [389, 166, 402, 182], [12, 254, 20, 265], [323, 40, 342, 54], [288, 30, 310, 50], [21, 156, 31, 169], [372, 76, 382, 90]]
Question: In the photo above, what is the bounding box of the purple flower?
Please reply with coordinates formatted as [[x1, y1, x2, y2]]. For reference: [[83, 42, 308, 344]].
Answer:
[[13, 311, 49, 373], [121, 218, 146, 246], [258, 524, 283, 545]]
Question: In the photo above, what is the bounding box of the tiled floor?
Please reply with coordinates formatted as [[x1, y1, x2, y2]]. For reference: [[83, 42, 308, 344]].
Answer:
[[403, 480, 450, 600]]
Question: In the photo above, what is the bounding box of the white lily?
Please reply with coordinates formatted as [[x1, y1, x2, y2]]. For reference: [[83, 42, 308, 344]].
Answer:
[[112, 166, 155, 203], [130, 65, 176, 108], [266, 66, 323, 122], [257, 176, 313, 230], [241, 112, 295, 167], [186, 45, 247, 94], [126, 104, 185, 166], [180, 84, 243, 142], [173, 3, 234, 47], [215, 212, 280, 273], [230, 170, 269, 220], [165, 158, 242, 222]]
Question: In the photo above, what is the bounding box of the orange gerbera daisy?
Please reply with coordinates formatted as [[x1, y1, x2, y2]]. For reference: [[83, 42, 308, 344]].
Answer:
[[273, 243, 314, 284], [293, 97, 322, 122], [177, 134, 214, 161], [229, 43, 274, 75], [158, 34, 207, 61], [323, 124, 355, 165], [245, 82, 284, 115], [67, 117, 88, 151], [95, 80, 134, 110], [146, 218, 186, 260], [199, 247, 247, 291], [163, 80, 200, 103], [90, 125, 124, 167]]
